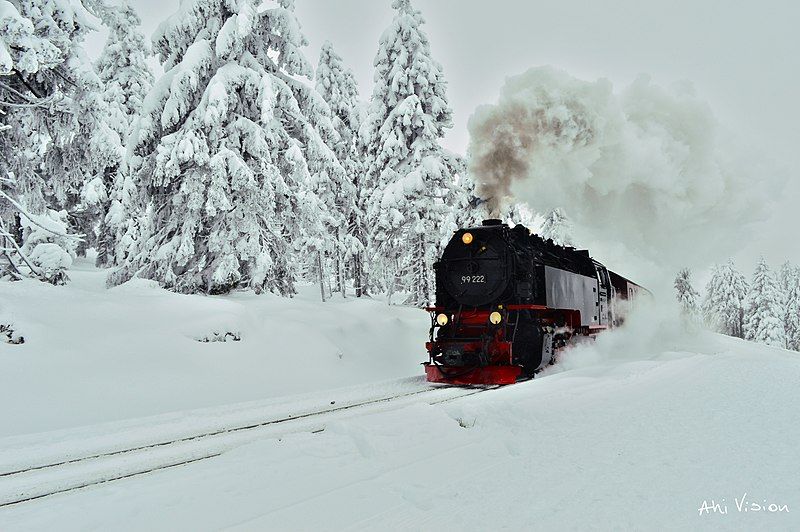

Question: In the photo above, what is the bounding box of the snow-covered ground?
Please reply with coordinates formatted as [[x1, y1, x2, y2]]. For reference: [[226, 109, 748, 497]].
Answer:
[[1, 263, 799, 530], [0, 258, 426, 438]]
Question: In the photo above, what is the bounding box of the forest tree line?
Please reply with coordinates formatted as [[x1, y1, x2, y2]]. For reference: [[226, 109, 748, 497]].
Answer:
[[0, 0, 500, 305], [675, 260, 800, 352], [3, 0, 797, 359]]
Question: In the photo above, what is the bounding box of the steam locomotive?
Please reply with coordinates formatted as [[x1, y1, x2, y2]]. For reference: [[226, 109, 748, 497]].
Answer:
[[424, 219, 647, 385]]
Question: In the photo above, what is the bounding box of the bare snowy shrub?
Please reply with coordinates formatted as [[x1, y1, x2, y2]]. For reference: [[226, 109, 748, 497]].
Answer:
[[1, 191, 80, 284], [19, 209, 77, 284], [195, 331, 241, 343], [456, 417, 476, 429], [1, 323, 24, 344]]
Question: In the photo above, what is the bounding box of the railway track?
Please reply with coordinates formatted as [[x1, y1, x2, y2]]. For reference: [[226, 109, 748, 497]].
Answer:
[[0, 383, 503, 508]]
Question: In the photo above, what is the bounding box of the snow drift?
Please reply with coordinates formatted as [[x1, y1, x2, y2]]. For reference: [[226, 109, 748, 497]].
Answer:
[[0, 259, 426, 437], [4, 294, 799, 530], [468, 67, 780, 285]]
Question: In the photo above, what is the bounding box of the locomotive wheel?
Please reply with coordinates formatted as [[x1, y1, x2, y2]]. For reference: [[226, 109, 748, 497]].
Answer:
[[512, 313, 546, 376]]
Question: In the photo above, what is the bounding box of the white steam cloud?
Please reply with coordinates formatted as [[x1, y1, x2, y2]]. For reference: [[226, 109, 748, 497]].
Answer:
[[468, 67, 779, 286], [538, 298, 730, 380]]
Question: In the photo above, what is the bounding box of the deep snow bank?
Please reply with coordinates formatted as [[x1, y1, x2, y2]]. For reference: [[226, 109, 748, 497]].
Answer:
[[0, 259, 427, 437]]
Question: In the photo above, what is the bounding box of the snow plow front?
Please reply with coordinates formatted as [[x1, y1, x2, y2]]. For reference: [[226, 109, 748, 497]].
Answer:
[[423, 363, 521, 385]]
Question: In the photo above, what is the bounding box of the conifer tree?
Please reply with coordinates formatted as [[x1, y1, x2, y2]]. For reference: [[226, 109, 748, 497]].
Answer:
[[114, 0, 342, 295], [316, 41, 360, 155], [778, 261, 795, 300], [24, 0, 119, 234], [362, 0, 461, 305], [1, 0, 60, 252], [498, 202, 534, 230], [446, 153, 485, 229], [781, 264, 800, 351], [744, 257, 786, 347], [2, 0, 116, 212], [315, 41, 362, 296], [1, 0, 111, 281], [93, 1, 154, 267], [675, 268, 700, 319], [702, 260, 749, 338], [539, 207, 574, 246]]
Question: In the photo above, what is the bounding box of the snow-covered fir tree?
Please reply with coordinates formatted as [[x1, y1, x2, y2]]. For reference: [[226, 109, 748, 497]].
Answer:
[[315, 40, 363, 297], [1, 0, 113, 282], [93, 1, 154, 267], [539, 207, 574, 246], [501, 201, 535, 230], [1, 0, 58, 279], [448, 156, 489, 229], [114, 0, 343, 295], [361, 0, 462, 305], [18, 0, 120, 239], [780, 263, 800, 351], [744, 257, 786, 348], [702, 260, 749, 338], [674, 268, 700, 320], [95, 2, 153, 125], [316, 41, 360, 158], [778, 261, 795, 299]]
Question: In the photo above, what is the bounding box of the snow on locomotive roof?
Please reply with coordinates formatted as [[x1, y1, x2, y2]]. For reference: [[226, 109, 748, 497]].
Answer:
[[456, 220, 647, 290], [455, 220, 596, 278]]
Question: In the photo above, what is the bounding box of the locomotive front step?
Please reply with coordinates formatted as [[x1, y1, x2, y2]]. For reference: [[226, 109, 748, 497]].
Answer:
[[424, 363, 522, 385]]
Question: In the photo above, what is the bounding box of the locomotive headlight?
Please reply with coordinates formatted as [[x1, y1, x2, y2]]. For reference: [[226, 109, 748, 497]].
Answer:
[[436, 313, 449, 326], [489, 311, 503, 325], [461, 232, 473, 245]]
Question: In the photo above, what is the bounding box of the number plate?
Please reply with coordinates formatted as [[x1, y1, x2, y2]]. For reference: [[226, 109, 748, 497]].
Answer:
[[461, 275, 486, 284]]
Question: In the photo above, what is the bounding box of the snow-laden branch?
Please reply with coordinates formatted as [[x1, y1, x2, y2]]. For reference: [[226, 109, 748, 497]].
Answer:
[[0, 81, 37, 102], [0, 78, 61, 108], [0, 190, 84, 240], [0, 220, 42, 277], [0, 99, 58, 109]]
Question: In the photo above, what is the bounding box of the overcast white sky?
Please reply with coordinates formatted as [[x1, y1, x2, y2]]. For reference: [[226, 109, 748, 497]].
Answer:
[[87, 0, 800, 275]]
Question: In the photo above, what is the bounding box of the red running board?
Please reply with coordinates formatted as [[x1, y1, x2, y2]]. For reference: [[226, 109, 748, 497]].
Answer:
[[424, 363, 522, 385]]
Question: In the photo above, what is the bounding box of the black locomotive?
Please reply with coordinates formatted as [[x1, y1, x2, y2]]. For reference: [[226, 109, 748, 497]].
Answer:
[[424, 219, 646, 384]]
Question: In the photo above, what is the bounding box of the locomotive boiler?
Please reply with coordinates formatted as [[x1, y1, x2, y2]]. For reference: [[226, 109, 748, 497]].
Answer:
[[424, 219, 647, 385]]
